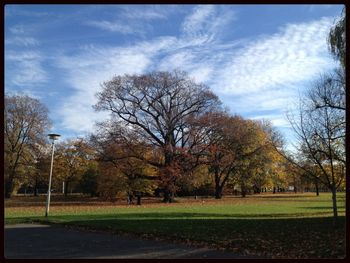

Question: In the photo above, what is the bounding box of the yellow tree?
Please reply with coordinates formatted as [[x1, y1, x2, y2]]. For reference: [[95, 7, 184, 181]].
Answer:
[[91, 124, 158, 204], [54, 139, 89, 196], [195, 112, 273, 198], [234, 120, 274, 197]]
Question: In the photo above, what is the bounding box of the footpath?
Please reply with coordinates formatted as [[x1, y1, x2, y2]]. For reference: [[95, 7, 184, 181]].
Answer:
[[5, 223, 256, 259]]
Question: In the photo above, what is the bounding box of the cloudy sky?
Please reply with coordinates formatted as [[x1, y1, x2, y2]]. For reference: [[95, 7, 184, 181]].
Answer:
[[5, 4, 343, 147]]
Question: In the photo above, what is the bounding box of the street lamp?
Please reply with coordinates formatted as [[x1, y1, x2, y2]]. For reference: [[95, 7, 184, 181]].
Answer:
[[45, 133, 61, 217]]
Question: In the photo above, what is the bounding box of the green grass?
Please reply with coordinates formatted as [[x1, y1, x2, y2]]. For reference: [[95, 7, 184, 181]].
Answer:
[[5, 193, 346, 258]]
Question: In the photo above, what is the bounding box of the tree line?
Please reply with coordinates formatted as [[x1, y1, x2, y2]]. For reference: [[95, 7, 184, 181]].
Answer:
[[4, 9, 345, 217]]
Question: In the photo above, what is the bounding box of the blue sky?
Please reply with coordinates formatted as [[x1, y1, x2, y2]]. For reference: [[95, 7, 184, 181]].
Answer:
[[5, 4, 344, 148]]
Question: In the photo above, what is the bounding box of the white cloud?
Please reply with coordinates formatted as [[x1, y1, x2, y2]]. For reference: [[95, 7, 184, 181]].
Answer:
[[189, 67, 213, 83], [85, 20, 140, 35], [84, 5, 173, 36], [207, 17, 336, 133], [159, 51, 194, 70], [6, 8, 50, 18], [249, 114, 290, 128], [9, 24, 26, 34], [182, 5, 236, 43], [6, 51, 48, 86], [120, 6, 168, 20], [216, 17, 335, 95], [223, 88, 295, 114], [5, 36, 39, 46], [54, 40, 169, 133], [52, 9, 337, 138], [6, 51, 41, 61], [182, 5, 215, 35]]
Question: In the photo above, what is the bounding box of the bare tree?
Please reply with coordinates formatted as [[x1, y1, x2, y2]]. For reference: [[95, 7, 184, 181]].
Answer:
[[308, 68, 345, 112], [285, 83, 345, 218], [4, 94, 51, 198], [94, 71, 221, 202]]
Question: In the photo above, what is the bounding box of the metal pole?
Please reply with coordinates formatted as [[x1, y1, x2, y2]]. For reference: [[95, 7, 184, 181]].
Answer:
[[45, 141, 55, 217]]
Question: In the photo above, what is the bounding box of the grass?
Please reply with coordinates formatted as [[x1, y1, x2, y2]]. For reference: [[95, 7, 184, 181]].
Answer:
[[5, 192, 346, 258]]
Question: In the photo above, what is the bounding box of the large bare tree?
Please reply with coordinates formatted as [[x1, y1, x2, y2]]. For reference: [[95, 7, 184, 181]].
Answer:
[[94, 70, 221, 202], [4, 94, 51, 198]]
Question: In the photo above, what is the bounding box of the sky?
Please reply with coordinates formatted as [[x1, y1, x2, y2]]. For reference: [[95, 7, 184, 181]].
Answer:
[[4, 4, 344, 149]]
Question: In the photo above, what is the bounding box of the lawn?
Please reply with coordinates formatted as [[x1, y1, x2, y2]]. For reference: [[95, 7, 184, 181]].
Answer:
[[4, 192, 346, 258]]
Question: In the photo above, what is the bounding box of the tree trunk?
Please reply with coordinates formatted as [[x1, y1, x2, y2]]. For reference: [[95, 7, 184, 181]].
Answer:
[[214, 169, 222, 199], [331, 186, 338, 218], [33, 187, 38, 197], [127, 194, 133, 204], [5, 178, 14, 198], [273, 187, 276, 194], [33, 178, 38, 197], [163, 189, 173, 203], [64, 181, 69, 197], [315, 179, 319, 196], [137, 195, 141, 205], [215, 187, 223, 199], [241, 183, 246, 198]]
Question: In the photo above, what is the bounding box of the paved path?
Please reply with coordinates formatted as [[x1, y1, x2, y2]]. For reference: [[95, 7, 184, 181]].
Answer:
[[4, 224, 254, 259]]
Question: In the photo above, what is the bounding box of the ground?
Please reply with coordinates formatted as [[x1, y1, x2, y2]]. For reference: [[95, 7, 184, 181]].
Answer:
[[5, 223, 254, 259], [4, 192, 346, 259]]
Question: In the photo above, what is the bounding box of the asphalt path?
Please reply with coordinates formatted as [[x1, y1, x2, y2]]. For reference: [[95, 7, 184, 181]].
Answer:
[[4, 224, 256, 259]]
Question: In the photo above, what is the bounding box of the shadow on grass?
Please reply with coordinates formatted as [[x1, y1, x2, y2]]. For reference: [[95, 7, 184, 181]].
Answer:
[[7, 210, 345, 224], [301, 206, 346, 210], [16, 214, 345, 258], [254, 194, 345, 202], [47, 213, 345, 229]]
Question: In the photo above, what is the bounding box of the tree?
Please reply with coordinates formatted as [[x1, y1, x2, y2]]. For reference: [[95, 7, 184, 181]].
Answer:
[[116, 154, 158, 205], [328, 7, 345, 69], [54, 139, 90, 196], [234, 120, 278, 197], [4, 94, 51, 198], [190, 111, 235, 199], [286, 87, 345, 218], [94, 70, 221, 202], [270, 9, 346, 217], [248, 142, 281, 194], [28, 145, 51, 196], [79, 162, 98, 197], [96, 162, 126, 202], [195, 112, 272, 198], [90, 122, 158, 203], [94, 147, 157, 204], [307, 68, 345, 112]]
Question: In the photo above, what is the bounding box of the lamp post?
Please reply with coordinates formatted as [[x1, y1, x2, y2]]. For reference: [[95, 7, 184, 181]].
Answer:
[[45, 133, 61, 217]]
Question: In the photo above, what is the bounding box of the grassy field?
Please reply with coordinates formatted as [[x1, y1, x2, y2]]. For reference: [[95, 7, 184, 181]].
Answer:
[[5, 192, 346, 258]]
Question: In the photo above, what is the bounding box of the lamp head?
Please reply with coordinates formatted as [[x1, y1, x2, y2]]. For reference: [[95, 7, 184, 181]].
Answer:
[[48, 133, 61, 141]]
